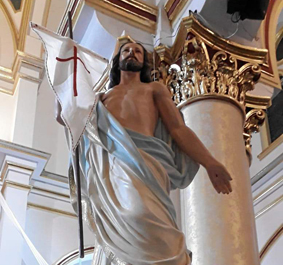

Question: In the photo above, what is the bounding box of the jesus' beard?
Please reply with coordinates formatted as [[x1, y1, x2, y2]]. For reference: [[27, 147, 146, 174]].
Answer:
[[119, 58, 143, 72]]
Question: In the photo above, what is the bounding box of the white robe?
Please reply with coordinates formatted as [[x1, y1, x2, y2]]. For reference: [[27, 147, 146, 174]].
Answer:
[[68, 97, 199, 265]]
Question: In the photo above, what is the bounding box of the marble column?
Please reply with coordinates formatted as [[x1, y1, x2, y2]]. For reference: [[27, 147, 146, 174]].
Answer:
[[154, 14, 268, 265], [180, 97, 259, 265]]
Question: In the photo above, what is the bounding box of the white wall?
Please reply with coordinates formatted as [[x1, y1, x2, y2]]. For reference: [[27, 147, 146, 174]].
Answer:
[[0, 92, 17, 142]]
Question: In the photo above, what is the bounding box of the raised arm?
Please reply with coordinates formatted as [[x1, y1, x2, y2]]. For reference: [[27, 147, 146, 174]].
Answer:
[[152, 82, 232, 194]]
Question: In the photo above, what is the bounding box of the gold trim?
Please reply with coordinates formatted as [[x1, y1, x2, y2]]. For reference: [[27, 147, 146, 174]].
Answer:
[[258, 0, 283, 89], [164, 0, 175, 13], [5, 180, 32, 191], [6, 0, 24, 13], [16, 50, 44, 67], [154, 45, 172, 64], [177, 94, 246, 123], [172, 15, 268, 64], [255, 195, 283, 219], [245, 94, 272, 109], [18, 0, 34, 51], [0, 65, 13, 74], [0, 73, 40, 95], [120, 0, 157, 15], [31, 186, 70, 199], [253, 176, 283, 204], [42, 0, 52, 27], [276, 26, 283, 49], [259, 225, 283, 261], [167, 11, 280, 89], [0, 87, 13, 95], [0, 50, 44, 95], [27, 203, 77, 218], [165, 0, 191, 26], [85, 0, 157, 34], [0, 161, 34, 182], [40, 175, 68, 184], [0, 161, 9, 182], [0, 72, 13, 81], [0, 1, 19, 52], [276, 26, 283, 67], [259, 117, 271, 150], [0, 140, 50, 161], [259, 70, 281, 88], [40, 0, 53, 58], [258, 134, 283, 160], [17, 73, 42, 84]]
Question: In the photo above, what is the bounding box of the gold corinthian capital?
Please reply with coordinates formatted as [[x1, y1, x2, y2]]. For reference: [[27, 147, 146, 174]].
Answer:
[[154, 14, 269, 164]]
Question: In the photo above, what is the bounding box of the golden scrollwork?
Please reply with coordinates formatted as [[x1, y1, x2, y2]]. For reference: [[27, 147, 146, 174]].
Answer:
[[244, 109, 266, 134], [153, 20, 266, 164], [164, 36, 262, 107], [243, 109, 266, 164], [243, 133, 252, 165]]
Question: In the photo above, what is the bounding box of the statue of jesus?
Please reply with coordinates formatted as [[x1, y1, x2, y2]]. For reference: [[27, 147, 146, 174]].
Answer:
[[56, 42, 232, 265]]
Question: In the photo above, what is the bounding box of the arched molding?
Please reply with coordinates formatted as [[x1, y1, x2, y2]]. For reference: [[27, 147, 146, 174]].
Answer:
[[6, 0, 24, 13], [18, 0, 34, 51], [259, 224, 283, 261], [259, 0, 283, 88], [276, 25, 283, 68], [0, 1, 19, 53], [276, 26, 283, 48]]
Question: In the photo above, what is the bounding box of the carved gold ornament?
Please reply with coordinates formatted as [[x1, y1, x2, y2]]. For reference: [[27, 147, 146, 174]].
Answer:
[[152, 12, 270, 165], [244, 109, 266, 164], [165, 36, 261, 107]]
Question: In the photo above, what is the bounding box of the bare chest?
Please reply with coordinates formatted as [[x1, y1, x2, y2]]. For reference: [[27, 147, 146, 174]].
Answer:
[[101, 86, 158, 135]]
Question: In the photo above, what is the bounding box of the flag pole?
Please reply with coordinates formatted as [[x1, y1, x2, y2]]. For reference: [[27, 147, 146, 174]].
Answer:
[[68, 10, 84, 259]]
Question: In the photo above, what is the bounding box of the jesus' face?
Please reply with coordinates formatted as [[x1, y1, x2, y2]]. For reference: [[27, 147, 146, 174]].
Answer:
[[119, 43, 144, 72]]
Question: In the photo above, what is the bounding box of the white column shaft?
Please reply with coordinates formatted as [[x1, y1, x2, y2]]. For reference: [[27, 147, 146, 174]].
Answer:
[[181, 99, 260, 265]]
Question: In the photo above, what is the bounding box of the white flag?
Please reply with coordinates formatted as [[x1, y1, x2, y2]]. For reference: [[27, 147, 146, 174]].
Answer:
[[31, 23, 108, 151]]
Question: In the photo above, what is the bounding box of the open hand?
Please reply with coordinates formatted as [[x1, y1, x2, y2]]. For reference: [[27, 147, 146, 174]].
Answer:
[[205, 159, 232, 194]]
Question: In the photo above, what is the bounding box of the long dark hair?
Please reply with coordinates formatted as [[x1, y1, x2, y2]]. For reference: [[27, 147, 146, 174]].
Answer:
[[108, 43, 152, 89]]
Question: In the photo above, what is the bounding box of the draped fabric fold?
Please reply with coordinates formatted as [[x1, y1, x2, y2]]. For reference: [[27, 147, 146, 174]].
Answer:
[[67, 94, 199, 265]]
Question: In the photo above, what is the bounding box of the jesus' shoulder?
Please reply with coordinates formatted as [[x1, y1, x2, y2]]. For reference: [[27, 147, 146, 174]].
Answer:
[[151, 81, 186, 136]]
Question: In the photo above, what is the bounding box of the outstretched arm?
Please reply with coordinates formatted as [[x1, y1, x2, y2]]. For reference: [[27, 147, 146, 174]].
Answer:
[[152, 82, 232, 194]]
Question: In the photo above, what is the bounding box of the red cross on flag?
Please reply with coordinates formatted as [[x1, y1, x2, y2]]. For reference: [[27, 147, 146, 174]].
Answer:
[[31, 23, 108, 151]]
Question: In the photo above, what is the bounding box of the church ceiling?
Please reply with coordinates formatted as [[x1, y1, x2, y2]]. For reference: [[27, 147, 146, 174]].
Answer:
[[0, 0, 282, 96], [0, 0, 66, 95]]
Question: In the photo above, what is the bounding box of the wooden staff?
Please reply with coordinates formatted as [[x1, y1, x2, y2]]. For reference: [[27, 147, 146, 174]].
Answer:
[[68, 10, 84, 259]]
